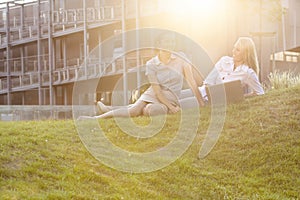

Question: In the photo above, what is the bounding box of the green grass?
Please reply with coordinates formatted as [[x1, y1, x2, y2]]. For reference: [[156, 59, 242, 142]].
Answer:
[[1, 85, 300, 199]]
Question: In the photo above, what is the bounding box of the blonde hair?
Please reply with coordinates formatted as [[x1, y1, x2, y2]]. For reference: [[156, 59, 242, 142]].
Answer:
[[235, 37, 259, 75]]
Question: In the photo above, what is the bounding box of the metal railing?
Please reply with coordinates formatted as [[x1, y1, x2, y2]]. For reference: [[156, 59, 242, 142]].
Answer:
[[0, 6, 121, 47], [0, 55, 149, 92], [0, 105, 95, 121]]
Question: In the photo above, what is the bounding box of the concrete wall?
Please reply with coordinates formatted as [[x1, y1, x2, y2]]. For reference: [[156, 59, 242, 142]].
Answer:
[[285, 0, 300, 51]]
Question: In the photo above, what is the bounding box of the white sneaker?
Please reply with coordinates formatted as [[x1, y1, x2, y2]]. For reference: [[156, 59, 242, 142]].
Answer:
[[96, 101, 109, 114]]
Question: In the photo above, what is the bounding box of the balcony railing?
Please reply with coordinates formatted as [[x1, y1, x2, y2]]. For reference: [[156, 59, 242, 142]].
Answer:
[[0, 55, 150, 92], [0, 6, 121, 47], [0, 105, 92, 121]]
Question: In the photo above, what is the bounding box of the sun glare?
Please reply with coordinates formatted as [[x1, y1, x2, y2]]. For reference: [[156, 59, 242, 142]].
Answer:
[[168, 0, 226, 18]]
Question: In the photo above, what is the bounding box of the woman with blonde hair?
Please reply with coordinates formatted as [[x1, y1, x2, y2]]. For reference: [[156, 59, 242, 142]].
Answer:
[[222, 37, 264, 96], [179, 37, 264, 108]]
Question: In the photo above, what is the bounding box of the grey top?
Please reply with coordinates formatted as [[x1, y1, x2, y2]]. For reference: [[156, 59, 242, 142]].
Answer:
[[145, 53, 187, 97]]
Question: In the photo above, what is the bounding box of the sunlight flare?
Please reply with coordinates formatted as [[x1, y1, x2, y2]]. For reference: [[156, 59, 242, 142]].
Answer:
[[167, 0, 226, 17]]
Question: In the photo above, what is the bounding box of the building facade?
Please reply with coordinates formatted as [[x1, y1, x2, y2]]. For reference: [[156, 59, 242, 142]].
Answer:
[[0, 0, 299, 108]]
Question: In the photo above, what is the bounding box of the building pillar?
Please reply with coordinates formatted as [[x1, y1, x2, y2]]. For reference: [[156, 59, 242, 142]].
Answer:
[[22, 92, 25, 105], [6, 2, 11, 105], [135, 0, 141, 96], [122, 0, 128, 105], [98, 33, 102, 73], [20, 4, 25, 76], [62, 39, 67, 69], [48, 0, 54, 106], [64, 86, 68, 105], [20, 47, 25, 75], [37, 0, 43, 105], [20, 4, 24, 28], [83, 0, 88, 77]]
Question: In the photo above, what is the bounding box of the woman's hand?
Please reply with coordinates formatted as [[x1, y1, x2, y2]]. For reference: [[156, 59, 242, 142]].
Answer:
[[168, 103, 181, 114]]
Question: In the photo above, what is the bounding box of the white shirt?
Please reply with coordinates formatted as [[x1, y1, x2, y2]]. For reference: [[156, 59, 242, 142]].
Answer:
[[223, 65, 264, 95], [204, 56, 234, 85]]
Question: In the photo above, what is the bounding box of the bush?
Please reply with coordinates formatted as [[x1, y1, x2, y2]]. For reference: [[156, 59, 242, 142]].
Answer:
[[268, 70, 300, 90]]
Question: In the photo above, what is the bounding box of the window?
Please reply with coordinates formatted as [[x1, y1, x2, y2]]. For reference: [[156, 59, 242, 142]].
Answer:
[[270, 51, 299, 63]]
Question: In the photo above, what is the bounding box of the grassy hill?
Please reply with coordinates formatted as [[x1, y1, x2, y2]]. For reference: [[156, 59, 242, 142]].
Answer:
[[0, 85, 299, 199]]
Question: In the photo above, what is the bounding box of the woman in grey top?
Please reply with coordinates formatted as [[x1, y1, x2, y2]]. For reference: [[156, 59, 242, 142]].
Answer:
[[91, 32, 204, 119]]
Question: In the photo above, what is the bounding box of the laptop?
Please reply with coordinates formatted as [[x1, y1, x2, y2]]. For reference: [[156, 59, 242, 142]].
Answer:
[[205, 80, 245, 105]]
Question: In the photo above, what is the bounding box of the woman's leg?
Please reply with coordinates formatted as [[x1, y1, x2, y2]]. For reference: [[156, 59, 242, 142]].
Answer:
[[179, 88, 193, 99], [179, 86, 208, 110], [179, 96, 199, 110], [142, 103, 168, 116], [96, 100, 147, 119], [179, 86, 207, 100], [97, 101, 133, 114]]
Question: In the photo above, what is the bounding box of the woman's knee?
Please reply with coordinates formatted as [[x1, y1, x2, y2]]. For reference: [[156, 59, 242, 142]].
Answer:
[[128, 100, 146, 117], [143, 103, 168, 116], [129, 108, 142, 117]]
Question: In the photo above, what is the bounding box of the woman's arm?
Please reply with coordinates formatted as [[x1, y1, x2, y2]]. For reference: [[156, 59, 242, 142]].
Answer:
[[145, 60, 179, 114], [224, 67, 264, 96], [183, 64, 205, 107], [245, 71, 265, 96]]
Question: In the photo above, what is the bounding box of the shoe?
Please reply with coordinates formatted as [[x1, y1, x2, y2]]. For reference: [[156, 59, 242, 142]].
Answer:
[[96, 101, 109, 114]]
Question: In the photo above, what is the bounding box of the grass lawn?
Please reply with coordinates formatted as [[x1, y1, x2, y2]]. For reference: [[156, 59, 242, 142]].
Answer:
[[0, 85, 299, 199]]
